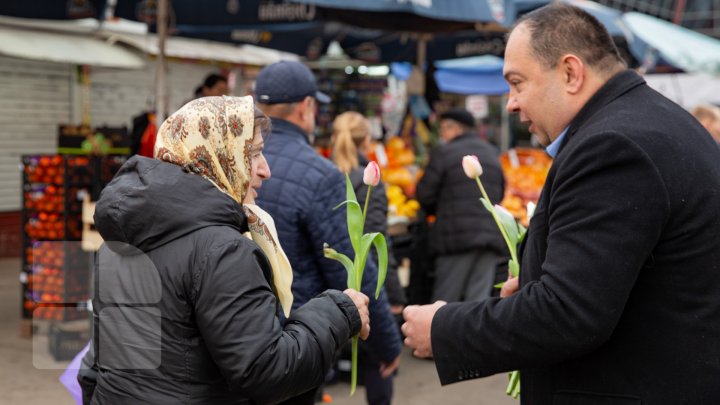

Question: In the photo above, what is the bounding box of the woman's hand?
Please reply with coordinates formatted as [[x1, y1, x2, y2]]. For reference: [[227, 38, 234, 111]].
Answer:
[[343, 289, 370, 340], [500, 275, 520, 298]]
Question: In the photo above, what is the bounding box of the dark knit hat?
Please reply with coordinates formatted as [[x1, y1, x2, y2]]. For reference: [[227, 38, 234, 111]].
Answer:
[[439, 108, 475, 128]]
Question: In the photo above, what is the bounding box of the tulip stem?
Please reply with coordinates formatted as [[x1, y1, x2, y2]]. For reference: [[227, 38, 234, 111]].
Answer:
[[475, 174, 522, 398], [506, 370, 520, 396], [362, 185, 372, 230], [350, 336, 359, 395], [475, 177, 518, 264], [351, 185, 372, 397]]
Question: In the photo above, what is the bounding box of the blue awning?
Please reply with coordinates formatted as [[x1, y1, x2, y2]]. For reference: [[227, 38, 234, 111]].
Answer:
[[623, 12, 720, 75], [433, 56, 509, 95], [292, 0, 508, 24]]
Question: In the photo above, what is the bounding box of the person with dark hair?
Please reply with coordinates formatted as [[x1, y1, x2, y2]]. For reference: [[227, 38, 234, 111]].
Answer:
[[196, 73, 228, 98], [415, 107, 506, 303], [80, 96, 370, 404], [403, 4, 720, 404], [254, 61, 402, 404]]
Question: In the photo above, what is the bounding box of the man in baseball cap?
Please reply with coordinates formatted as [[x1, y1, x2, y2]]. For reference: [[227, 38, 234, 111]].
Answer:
[[255, 60, 330, 105]]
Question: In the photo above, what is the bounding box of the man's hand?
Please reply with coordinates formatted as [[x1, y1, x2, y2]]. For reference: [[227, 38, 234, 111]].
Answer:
[[401, 301, 446, 358], [343, 289, 370, 340]]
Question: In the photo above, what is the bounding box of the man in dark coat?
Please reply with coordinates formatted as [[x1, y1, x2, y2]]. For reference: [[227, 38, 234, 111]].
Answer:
[[254, 61, 402, 403], [403, 4, 720, 405], [416, 108, 506, 302]]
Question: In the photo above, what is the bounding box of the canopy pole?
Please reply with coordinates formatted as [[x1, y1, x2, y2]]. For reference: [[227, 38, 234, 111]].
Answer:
[[416, 34, 429, 68], [500, 94, 510, 152], [672, 0, 686, 24], [155, 0, 169, 125]]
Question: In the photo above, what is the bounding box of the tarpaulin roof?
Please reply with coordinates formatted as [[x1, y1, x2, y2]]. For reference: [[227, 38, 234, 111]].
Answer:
[[433, 55, 509, 95]]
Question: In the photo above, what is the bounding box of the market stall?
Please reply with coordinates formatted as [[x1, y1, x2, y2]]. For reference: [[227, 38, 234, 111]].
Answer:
[[21, 152, 126, 357]]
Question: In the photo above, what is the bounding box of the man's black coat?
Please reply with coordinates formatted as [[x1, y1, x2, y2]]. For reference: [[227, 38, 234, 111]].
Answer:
[[416, 132, 506, 256], [431, 71, 720, 404]]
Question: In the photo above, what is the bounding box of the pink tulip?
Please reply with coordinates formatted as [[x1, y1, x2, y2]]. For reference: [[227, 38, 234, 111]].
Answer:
[[363, 161, 381, 187], [462, 155, 483, 178]]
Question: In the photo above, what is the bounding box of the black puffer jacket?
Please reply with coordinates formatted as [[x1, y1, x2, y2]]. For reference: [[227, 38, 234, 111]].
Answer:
[[85, 156, 361, 405], [416, 133, 507, 256]]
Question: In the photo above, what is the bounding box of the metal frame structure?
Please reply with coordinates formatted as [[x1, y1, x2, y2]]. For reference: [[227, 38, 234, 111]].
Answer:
[[596, 0, 720, 38]]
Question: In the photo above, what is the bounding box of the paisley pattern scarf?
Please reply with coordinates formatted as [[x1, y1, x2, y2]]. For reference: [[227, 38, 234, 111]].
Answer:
[[154, 95, 293, 317]]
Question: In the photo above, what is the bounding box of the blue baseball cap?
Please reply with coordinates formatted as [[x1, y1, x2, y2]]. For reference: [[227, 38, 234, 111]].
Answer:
[[254, 60, 330, 105]]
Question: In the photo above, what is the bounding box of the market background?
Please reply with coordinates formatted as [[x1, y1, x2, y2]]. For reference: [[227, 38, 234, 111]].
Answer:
[[0, 0, 718, 403]]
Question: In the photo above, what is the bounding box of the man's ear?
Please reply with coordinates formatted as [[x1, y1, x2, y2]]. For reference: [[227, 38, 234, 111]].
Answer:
[[300, 96, 314, 114], [286, 96, 311, 121], [561, 54, 585, 94]]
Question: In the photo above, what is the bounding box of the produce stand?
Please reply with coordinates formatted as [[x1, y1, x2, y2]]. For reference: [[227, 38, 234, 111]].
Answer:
[[20, 154, 125, 359], [498, 147, 552, 226]]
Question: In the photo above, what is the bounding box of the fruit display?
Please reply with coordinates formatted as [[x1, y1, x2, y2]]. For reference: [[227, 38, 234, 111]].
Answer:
[[386, 185, 421, 219], [499, 148, 552, 226], [24, 242, 90, 321], [371, 136, 423, 223], [20, 155, 126, 321]]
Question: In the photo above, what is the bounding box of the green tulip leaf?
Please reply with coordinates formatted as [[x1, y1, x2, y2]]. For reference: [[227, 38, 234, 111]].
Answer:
[[343, 174, 363, 254], [508, 259, 520, 278], [370, 233, 388, 299], [518, 224, 527, 244], [323, 243, 357, 289], [479, 197, 494, 214], [354, 233, 375, 286], [494, 205, 519, 247]]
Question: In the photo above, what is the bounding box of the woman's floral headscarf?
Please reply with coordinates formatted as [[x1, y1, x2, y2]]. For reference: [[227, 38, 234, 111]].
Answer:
[[155, 95, 255, 203], [154, 96, 293, 316]]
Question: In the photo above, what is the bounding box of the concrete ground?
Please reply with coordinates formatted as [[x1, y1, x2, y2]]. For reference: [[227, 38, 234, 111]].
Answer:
[[0, 257, 517, 405]]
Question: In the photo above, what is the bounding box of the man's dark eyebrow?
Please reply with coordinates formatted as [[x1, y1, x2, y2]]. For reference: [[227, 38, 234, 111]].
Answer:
[[504, 71, 521, 81]]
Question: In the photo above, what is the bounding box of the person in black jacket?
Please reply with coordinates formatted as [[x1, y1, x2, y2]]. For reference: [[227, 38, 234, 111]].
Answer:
[[403, 4, 720, 404], [416, 108, 506, 303], [330, 111, 406, 405], [81, 95, 370, 405], [254, 61, 402, 404]]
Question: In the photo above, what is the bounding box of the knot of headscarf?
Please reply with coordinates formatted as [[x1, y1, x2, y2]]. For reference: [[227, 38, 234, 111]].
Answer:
[[154, 95, 293, 317]]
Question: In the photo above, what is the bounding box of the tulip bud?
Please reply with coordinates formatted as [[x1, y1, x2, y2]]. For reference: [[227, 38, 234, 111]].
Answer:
[[526, 201, 537, 220], [462, 155, 483, 178], [363, 161, 381, 187]]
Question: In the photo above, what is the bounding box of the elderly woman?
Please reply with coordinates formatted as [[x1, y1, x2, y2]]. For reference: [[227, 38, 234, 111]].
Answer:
[[81, 96, 369, 404]]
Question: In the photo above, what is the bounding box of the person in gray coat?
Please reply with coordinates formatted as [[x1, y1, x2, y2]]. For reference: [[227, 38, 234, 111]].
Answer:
[[416, 108, 506, 303]]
